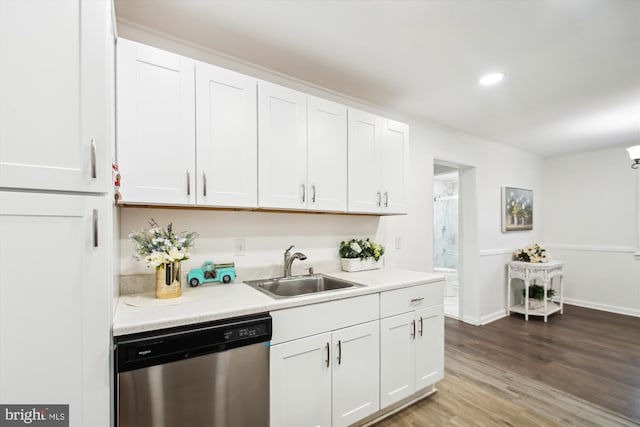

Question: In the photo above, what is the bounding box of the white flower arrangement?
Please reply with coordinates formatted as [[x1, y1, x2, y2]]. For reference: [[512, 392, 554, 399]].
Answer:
[[513, 243, 549, 263], [339, 238, 385, 261], [129, 219, 198, 268]]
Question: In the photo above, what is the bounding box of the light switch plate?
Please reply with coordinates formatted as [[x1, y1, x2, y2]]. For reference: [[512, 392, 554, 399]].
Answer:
[[235, 238, 246, 256]]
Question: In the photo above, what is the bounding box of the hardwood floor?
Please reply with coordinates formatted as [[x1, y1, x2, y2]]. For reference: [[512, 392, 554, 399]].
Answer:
[[374, 305, 640, 426]]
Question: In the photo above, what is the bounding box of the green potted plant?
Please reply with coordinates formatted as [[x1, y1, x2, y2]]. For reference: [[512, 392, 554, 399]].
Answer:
[[339, 238, 385, 272], [522, 284, 556, 309]]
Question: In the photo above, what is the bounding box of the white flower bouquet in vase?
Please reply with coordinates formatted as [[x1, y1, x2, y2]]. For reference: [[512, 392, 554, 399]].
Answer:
[[129, 219, 198, 299], [339, 238, 385, 272]]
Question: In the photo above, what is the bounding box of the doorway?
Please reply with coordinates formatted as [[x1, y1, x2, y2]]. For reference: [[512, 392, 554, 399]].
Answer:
[[433, 165, 459, 318]]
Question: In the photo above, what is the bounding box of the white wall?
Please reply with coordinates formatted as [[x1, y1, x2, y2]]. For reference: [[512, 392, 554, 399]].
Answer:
[[116, 22, 549, 324], [542, 147, 640, 316]]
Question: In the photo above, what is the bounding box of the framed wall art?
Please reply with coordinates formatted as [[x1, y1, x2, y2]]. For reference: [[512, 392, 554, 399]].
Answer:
[[502, 187, 533, 232]]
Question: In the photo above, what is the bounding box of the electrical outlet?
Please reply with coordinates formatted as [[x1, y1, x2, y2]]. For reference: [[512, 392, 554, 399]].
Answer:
[[235, 238, 246, 256], [395, 237, 402, 250]]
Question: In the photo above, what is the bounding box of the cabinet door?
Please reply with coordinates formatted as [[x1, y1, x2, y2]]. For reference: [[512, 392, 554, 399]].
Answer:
[[380, 312, 415, 407], [380, 119, 409, 214], [270, 333, 332, 427], [0, 191, 111, 427], [308, 96, 347, 212], [0, 0, 110, 193], [258, 82, 307, 209], [332, 321, 380, 427], [117, 38, 196, 205], [347, 108, 382, 213], [415, 305, 444, 390], [195, 62, 257, 207]]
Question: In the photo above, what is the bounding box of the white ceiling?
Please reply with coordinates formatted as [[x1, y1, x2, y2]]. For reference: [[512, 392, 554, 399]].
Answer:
[[115, 0, 640, 157]]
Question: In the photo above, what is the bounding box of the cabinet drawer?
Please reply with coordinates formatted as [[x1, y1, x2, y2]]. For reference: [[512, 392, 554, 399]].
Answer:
[[380, 282, 443, 318], [271, 294, 379, 345]]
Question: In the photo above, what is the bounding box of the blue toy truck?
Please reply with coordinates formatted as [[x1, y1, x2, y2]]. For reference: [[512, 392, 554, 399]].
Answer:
[[188, 261, 236, 287]]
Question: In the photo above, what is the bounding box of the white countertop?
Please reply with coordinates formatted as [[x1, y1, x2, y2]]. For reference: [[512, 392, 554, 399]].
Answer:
[[112, 268, 445, 336]]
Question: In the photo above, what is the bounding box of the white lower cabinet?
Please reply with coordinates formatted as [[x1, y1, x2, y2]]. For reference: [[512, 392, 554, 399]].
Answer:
[[270, 321, 379, 427], [379, 284, 444, 408]]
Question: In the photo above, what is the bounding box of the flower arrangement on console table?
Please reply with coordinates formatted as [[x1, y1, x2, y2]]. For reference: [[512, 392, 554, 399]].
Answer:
[[513, 243, 553, 309], [513, 242, 549, 263], [129, 219, 198, 299], [339, 238, 385, 272]]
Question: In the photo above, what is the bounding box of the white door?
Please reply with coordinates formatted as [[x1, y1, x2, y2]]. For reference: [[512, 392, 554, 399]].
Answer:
[[379, 312, 415, 407], [347, 108, 381, 213], [380, 119, 409, 214], [258, 82, 308, 209], [270, 333, 332, 427], [332, 321, 380, 427], [415, 305, 445, 390], [117, 38, 196, 205], [0, 0, 110, 193], [0, 191, 111, 427], [307, 96, 347, 212], [195, 62, 257, 207]]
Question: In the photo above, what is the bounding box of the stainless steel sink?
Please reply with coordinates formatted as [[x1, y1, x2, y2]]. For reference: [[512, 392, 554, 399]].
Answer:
[[245, 274, 362, 299]]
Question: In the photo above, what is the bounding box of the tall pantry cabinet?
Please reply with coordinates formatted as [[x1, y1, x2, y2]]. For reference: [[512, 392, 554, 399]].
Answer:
[[0, 1, 113, 426]]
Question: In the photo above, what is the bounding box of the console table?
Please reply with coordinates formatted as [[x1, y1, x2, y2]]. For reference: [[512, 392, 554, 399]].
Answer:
[[507, 260, 564, 322]]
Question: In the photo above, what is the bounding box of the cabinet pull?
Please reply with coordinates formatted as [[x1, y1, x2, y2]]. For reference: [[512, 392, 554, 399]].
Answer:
[[411, 319, 416, 339], [325, 342, 330, 368], [419, 316, 424, 337], [384, 191, 389, 208], [203, 171, 207, 197], [301, 184, 306, 203], [90, 139, 97, 179], [311, 185, 316, 203], [410, 297, 424, 304], [376, 191, 382, 207], [187, 170, 191, 196], [337, 340, 342, 365], [92, 209, 98, 248]]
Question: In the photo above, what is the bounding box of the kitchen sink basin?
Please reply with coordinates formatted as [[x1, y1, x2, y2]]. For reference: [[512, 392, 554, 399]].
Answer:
[[245, 274, 362, 299]]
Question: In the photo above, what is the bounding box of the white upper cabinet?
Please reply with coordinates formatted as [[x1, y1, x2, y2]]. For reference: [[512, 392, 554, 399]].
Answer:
[[348, 108, 409, 214], [195, 62, 257, 208], [258, 82, 308, 209], [117, 38, 196, 205], [308, 96, 348, 212], [258, 83, 347, 212], [0, 0, 110, 193]]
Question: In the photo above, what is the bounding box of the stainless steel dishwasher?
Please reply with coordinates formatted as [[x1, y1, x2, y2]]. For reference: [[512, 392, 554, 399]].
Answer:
[[115, 313, 271, 427]]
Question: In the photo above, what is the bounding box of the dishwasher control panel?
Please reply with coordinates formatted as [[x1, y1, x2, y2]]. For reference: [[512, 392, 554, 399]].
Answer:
[[115, 313, 272, 372]]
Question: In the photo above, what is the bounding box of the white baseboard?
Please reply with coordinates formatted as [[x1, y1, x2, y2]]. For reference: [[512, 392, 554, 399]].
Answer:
[[460, 314, 480, 326], [564, 298, 640, 318], [480, 309, 508, 325]]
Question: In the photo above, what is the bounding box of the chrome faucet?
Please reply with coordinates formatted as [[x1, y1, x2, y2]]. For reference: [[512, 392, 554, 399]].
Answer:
[[283, 245, 307, 277]]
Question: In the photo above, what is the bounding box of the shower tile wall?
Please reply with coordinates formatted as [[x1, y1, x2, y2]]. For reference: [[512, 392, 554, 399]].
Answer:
[[433, 173, 459, 270]]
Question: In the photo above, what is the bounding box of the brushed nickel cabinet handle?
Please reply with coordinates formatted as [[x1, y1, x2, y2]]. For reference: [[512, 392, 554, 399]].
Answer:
[[384, 191, 389, 208], [325, 342, 330, 368], [411, 319, 416, 339], [312, 185, 316, 203], [187, 170, 191, 196], [90, 139, 97, 179], [377, 191, 381, 207], [411, 297, 424, 304], [203, 171, 207, 197], [92, 209, 98, 248], [301, 184, 306, 203], [419, 316, 424, 337], [337, 340, 342, 365]]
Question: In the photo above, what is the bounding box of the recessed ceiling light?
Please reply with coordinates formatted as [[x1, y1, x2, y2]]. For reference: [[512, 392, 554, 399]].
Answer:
[[479, 72, 504, 86]]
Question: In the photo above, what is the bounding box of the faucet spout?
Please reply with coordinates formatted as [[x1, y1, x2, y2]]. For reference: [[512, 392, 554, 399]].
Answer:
[[283, 245, 307, 277]]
